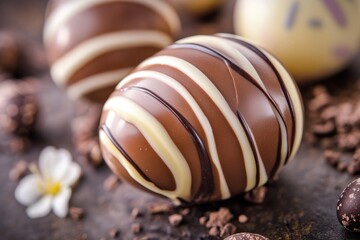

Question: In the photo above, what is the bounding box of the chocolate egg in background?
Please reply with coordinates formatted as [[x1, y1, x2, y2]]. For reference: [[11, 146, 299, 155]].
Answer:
[[99, 34, 304, 203], [169, 0, 225, 17], [43, 0, 181, 103], [234, 0, 360, 83]]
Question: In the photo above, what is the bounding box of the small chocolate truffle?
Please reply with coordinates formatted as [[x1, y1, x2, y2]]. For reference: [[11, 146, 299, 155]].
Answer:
[[337, 178, 360, 232], [99, 34, 304, 203], [44, 0, 181, 103], [224, 232, 269, 240], [0, 81, 38, 136]]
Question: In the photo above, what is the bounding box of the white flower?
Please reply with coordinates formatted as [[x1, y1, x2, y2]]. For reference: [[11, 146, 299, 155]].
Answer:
[[15, 146, 81, 219]]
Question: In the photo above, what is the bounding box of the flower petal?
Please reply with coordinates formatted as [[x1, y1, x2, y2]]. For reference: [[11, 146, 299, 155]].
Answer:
[[52, 187, 71, 218], [15, 174, 42, 206], [51, 149, 72, 182], [26, 196, 52, 219], [39, 146, 58, 181], [62, 162, 81, 186]]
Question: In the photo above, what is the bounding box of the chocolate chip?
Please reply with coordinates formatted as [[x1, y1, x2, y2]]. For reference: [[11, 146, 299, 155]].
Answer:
[[168, 214, 183, 226]]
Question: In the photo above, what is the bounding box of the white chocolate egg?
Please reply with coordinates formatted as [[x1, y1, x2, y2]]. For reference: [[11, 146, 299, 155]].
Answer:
[[234, 0, 360, 83]]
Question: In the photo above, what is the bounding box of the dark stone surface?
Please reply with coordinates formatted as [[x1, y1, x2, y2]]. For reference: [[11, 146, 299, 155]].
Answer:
[[0, 0, 360, 239]]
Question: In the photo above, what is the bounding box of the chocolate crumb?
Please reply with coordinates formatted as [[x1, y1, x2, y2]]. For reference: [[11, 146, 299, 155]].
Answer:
[[9, 160, 27, 181], [238, 214, 248, 224], [220, 223, 237, 238], [180, 208, 190, 216], [199, 216, 208, 226], [109, 228, 119, 238], [69, 207, 85, 220], [131, 208, 143, 219], [306, 84, 360, 176], [104, 174, 120, 191], [206, 207, 233, 228], [208, 226, 219, 236], [147, 202, 172, 214], [244, 186, 267, 204], [131, 223, 142, 234], [168, 214, 183, 226], [323, 150, 341, 166]]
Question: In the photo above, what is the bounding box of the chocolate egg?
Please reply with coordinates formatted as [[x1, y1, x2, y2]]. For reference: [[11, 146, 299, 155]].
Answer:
[[234, 0, 360, 83], [337, 178, 360, 232], [224, 232, 269, 240], [44, 0, 181, 103], [99, 34, 304, 203], [170, 0, 225, 17]]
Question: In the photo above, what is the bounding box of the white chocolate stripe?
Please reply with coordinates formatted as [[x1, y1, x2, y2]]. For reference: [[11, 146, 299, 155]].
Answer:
[[118, 70, 230, 198], [67, 67, 133, 100], [103, 96, 192, 201], [51, 31, 172, 86], [177, 36, 266, 89], [139, 55, 268, 191], [177, 35, 289, 172], [44, 0, 180, 43], [262, 51, 304, 162]]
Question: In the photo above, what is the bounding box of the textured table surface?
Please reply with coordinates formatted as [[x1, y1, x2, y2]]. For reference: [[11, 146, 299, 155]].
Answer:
[[0, 0, 360, 239]]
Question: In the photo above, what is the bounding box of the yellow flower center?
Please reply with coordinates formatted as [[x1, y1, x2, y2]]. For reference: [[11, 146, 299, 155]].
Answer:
[[45, 182, 61, 196]]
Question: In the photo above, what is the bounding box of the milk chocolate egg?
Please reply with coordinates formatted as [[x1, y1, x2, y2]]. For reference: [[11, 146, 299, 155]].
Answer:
[[99, 34, 304, 203], [170, 0, 225, 17], [44, 0, 181, 103], [234, 0, 360, 83]]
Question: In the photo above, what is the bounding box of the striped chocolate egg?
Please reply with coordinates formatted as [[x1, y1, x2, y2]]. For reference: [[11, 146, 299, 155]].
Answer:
[[99, 34, 304, 203], [44, 0, 181, 103]]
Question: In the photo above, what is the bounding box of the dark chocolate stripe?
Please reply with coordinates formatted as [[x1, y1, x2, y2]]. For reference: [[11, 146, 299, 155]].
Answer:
[[220, 35, 297, 165], [170, 42, 288, 170], [285, 1, 299, 29], [236, 111, 260, 188], [120, 86, 215, 200], [100, 124, 152, 182], [322, 0, 347, 27]]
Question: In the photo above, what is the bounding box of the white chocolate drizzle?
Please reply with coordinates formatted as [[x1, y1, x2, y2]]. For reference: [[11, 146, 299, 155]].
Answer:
[[102, 96, 192, 201]]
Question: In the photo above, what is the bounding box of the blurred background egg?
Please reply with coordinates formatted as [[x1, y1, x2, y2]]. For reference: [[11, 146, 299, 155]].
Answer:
[[234, 0, 360, 83]]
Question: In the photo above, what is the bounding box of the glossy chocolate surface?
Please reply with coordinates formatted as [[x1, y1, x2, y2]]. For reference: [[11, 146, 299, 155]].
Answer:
[[99, 34, 304, 203], [44, 0, 180, 103]]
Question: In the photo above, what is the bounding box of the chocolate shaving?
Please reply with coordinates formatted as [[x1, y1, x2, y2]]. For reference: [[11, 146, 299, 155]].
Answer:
[[205, 207, 233, 228], [147, 202, 173, 214], [220, 223, 237, 238]]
